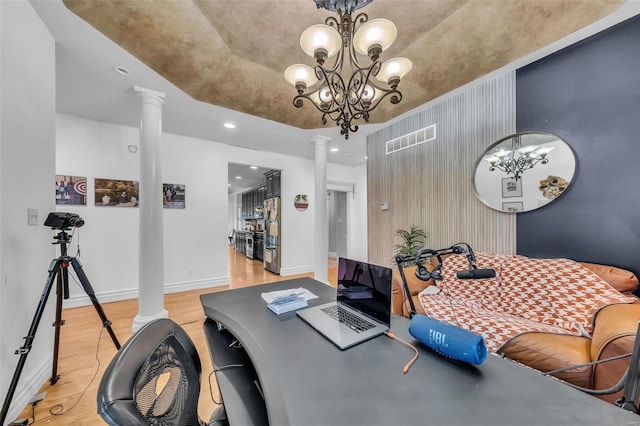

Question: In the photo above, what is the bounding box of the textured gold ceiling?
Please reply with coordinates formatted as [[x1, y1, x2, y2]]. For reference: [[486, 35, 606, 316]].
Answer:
[[63, 0, 624, 130]]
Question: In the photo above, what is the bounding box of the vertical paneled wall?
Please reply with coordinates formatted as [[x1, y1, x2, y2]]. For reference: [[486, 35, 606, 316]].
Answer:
[[367, 73, 517, 266]]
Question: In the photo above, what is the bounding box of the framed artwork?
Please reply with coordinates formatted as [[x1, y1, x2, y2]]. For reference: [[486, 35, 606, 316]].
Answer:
[[163, 184, 185, 209], [502, 177, 522, 198], [95, 178, 139, 207], [55, 175, 87, 205], [502, 202, 524, 213]]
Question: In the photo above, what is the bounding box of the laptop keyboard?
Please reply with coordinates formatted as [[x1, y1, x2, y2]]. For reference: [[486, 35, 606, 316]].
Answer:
[[321, 305, 376, 333]]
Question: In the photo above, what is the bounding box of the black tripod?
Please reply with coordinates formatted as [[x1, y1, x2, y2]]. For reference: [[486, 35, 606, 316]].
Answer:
[[0, 228, 121, 424]]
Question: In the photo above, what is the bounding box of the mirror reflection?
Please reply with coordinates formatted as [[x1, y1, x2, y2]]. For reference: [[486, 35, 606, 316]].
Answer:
[[473, 132, 576, 213]]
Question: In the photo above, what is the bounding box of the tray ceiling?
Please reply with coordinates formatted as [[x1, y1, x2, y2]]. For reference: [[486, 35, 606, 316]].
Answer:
[[62, 0, 625, 130]]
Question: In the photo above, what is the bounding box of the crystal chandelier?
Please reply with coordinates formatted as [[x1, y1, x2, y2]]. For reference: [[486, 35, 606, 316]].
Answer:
[[284, 0, 412, 139], [484, 134, 554, 181]]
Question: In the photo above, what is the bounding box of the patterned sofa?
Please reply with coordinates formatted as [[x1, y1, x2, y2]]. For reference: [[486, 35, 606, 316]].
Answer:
[[392, 253, 640, 404]]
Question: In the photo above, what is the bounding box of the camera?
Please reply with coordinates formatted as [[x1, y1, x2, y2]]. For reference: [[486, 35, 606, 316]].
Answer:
[[44, 212, 85, 230]]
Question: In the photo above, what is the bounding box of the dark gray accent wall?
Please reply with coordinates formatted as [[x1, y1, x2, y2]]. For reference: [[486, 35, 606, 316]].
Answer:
[[516, 15, 640, 278]]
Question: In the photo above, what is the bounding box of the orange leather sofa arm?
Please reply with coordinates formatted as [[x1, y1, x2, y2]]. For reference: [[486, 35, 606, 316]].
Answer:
[[590, 302, 640, 403], [391, 265, 434, 316]]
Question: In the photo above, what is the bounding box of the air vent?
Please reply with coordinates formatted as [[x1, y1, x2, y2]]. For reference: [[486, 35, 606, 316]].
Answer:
[[385, 124, 436, 155]]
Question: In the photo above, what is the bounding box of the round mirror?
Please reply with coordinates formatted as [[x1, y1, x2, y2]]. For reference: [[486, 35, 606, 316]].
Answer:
[[473, 132, 576, 213]]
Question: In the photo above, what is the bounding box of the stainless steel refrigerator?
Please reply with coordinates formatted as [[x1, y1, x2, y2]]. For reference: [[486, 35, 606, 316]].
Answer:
[[263, 197, 281, 274]]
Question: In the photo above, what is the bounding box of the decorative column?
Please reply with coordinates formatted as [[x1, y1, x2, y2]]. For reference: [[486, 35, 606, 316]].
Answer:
[[312, 135, 331, 284], [132, 86, 168, 332]]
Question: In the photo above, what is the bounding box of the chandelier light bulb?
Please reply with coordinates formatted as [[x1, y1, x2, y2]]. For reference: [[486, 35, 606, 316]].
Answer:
[[284, 64, 318, 92], [536, 146, 555, 155], [376, 57, 412, 87], [361, 84, 376, 102], [353, 18, 397, 58], [300, 24, 341, 62], [319, 87, 333, 103]]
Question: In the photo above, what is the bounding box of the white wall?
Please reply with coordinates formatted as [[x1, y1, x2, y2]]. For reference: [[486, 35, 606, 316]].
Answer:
[[1, 1, 57, 423], [56, 114, 367, 304]]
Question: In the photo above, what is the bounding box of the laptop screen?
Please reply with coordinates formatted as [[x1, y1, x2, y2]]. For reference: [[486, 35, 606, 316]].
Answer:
[[337, 258, 392, 326]]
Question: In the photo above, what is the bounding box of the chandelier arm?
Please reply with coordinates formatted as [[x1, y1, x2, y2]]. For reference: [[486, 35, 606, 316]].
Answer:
[[346, 61, 382, 108], [352, 11, 369, 27], [346, 15, 370, 70], [293, 93, 343, 117], [325, 15, 340, 28]]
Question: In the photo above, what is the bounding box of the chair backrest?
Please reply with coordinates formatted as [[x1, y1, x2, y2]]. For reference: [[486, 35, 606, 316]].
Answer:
[[97, 318, 203, 426]]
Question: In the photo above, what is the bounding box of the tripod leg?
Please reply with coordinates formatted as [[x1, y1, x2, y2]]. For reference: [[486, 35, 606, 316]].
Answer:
[[50, 264, 68, 385], [70, 257, 121, 349], [0, 260, 61, 426]]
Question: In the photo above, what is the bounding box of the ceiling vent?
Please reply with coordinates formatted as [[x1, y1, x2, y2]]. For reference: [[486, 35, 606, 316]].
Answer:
[[385, 123, 436, 155]]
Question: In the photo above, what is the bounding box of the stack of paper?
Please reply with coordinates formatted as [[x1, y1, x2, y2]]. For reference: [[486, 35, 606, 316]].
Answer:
[[267, 294, 307, 315]]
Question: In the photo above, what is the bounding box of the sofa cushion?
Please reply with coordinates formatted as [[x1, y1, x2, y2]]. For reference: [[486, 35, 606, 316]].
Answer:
[[579, 262, 639, 293], [501, 332, 593, 389]]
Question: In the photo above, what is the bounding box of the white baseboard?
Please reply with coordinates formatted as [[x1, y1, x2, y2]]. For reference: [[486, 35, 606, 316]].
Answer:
[[164, 277, 228, 294], [62, 277, 229, 308], [5, 354, 51, 424], [280, 265, 315, 276]]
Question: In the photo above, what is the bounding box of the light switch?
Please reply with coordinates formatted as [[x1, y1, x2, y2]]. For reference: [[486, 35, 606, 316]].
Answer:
[[380, 202, 389, 211], [27, 208, 38, 226]]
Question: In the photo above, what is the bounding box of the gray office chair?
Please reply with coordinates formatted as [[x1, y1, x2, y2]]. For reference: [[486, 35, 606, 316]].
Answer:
[[97, 318, 227, 425]]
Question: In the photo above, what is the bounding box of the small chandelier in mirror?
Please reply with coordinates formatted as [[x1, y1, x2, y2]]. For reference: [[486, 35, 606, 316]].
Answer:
[[483, 134, 554, 181], [284, 0, 412, 139]]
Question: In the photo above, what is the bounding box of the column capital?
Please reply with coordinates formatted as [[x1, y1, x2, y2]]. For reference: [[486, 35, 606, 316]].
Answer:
[[134, 85, 166, 109], [311, 134, 331, 146]]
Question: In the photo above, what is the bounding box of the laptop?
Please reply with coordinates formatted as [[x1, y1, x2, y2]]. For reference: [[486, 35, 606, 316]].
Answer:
[[296, 257, 393, 350]]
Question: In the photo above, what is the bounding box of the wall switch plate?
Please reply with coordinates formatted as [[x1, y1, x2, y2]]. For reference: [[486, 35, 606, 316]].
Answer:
[[380, 202, 389, 211], [27, 208, 38, 226]]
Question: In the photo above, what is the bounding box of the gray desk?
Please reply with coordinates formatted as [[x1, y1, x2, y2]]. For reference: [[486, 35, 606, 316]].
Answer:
[[200, 278, 638, 426]]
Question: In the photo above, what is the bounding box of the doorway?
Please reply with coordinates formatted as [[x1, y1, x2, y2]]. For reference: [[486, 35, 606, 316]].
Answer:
[[328, 190, 348, 259]]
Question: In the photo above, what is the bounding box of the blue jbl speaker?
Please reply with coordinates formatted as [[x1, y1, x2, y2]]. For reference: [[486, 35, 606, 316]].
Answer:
[[408, 314, 487, 365]]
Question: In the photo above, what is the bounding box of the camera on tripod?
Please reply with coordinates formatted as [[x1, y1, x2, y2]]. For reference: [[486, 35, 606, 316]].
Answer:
[[44, 212, 85, 230]]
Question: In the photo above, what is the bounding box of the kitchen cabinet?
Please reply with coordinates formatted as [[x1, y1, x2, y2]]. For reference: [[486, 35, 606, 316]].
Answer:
[[241, 184, 268, 219], [265, 170, 281, 199]]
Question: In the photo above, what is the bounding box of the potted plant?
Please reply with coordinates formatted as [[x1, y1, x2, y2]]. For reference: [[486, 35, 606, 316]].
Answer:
[[393, 224, 427, 266], [294, 194, 309, 211]]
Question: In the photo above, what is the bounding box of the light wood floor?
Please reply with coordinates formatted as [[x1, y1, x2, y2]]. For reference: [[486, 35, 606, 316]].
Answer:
[[15, 247, 337, 425]]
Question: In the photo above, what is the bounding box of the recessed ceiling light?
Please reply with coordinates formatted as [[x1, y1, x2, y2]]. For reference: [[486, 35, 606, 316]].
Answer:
[[235, 176, 242, 179], [113, 66, 130, 76], [365, 156, 368, 160], [228, 184, 231, 186], [127, 145, 138, 153], [330, 147, 339, 152], [224, 123, 236, 129], [250, 165, 258, 169]]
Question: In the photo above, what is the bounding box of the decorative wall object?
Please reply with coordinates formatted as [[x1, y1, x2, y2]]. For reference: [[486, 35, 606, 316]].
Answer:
[[95, 178, 139, 207], [474, 132, 575, 213], [163, 183, 186, 209], [502, 202, 524, 213], [55, 175, 87, 205], [501, 177, 522, 198], [538, 175, 568, 199], [294, 194, 308, 211]]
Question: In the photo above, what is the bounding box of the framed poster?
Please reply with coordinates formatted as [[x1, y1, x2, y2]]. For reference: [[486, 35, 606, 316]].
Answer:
[[55, 175, 87, 205], [163, 184, 185, 209], [95, 178, 139, 207], [502, 177, 522, 198], [502, 201, 524, 213]]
